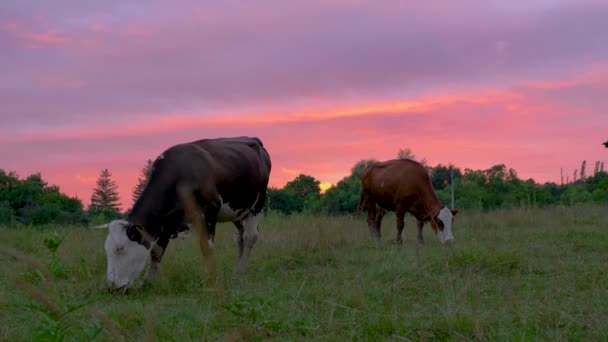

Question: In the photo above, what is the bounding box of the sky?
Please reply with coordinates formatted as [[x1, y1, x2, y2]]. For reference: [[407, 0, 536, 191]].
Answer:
[[1, 0, 607, 210]]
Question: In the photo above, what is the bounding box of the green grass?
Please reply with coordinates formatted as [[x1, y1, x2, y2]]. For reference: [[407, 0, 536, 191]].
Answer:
[[1, 205, 607, 341]]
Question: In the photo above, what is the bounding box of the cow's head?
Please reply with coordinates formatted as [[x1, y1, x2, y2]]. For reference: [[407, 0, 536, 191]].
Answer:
[[96, 220, 160, 290], [431, 207, 459, 244]]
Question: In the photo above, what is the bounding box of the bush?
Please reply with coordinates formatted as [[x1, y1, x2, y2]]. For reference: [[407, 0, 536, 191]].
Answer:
[[0, 200, 17, 224], [0, 169, 87, 226]]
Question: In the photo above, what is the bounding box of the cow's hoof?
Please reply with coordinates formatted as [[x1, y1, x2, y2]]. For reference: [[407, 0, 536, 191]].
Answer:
[[390, 239, 403, 245], [236, 261, 248, 273], [108, 286, 129, 295], [417, 239, 425, 246]]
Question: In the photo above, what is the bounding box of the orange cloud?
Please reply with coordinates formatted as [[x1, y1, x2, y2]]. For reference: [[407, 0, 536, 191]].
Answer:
[[519, 63, 608, 91], [280, 167, 301, 175], [74, 174, 96, 184], [1, 86, 523, 145]]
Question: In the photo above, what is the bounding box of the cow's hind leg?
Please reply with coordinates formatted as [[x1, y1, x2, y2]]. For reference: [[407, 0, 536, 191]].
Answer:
[[375, 208, 385, 240], [145, 238, 170, 282], [236, 214, 259, 273], [202, 205, 219, 254], [394, 210, 406, 244], [366, 202, 381, 241], [177, 184, 217, 264]]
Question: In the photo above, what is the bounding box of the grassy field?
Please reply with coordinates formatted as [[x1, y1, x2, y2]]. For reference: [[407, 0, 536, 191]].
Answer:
[[1, 205, 607, 341]]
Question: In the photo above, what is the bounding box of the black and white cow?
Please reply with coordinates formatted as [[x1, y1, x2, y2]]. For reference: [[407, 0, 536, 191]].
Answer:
[[97, 136, 272, 290]]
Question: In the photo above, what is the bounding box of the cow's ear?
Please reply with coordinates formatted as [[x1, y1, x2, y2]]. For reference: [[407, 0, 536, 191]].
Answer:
[[451, 209, 459, 216], [125, 224, 142, 243], [93, 219, 128, 229]]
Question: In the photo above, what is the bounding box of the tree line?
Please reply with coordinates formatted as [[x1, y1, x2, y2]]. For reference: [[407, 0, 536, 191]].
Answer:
[[1, 150, 606, 225], [0, 161, 150, 226], [0, 170, 85, 225], [267, 151, 608, 215]]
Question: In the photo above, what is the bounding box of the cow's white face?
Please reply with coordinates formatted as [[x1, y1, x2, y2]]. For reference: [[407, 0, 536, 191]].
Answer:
[[435, 207, 456, 244], [103, 220, 150, 289]]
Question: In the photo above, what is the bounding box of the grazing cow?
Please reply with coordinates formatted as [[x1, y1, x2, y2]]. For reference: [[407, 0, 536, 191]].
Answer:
[[97, 136, 271, 290], [357, 158, 458, 245]]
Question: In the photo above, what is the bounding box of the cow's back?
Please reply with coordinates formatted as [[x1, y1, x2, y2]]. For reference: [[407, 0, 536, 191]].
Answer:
[[191, 136, 271, 183], [361, 159, 431, 211], [191, 136, 271, 214], [161, 136, 265, 181], [148, 137, 271, 209]]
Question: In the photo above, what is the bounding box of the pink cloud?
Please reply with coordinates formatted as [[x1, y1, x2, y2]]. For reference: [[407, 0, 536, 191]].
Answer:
[[74, 174, 97, 184], [0, 86, 521, 145], [0, 19, 70, 48], [22, 30, 69, 47], [2, 0, 608, 210], [3, 66, 608, 210]]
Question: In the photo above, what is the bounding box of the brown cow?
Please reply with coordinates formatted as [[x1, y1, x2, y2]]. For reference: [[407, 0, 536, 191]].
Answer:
[[357, 158, 458, 245]]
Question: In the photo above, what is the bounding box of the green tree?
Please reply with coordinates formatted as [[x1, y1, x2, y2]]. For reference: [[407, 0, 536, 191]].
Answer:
[[267, 174, 323, 214], [0, 200, 16, 224], [397, 147, 428, 168], [430, 164, 462, 190], [0, 169, 86, 225], [397, 148, 416, 160], [285, 174, 321, 202], [319, 159, 376, 215], [267, 187, 300, 215], [89, 169, 121, 215], [534, 182, 563, 206], [580, 160, 587, 180], [132, 159, 153, 204], [560, 185, 591, 205], [585, 171, 608, 204]]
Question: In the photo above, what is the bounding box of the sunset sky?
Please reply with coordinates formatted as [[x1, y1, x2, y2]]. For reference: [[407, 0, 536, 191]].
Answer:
[[2, 0, 607, 210]]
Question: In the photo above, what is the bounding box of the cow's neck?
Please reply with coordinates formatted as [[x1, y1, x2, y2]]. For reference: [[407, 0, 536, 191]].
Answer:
[[417, 185, 443, 220], [128, 186, 166, 236]]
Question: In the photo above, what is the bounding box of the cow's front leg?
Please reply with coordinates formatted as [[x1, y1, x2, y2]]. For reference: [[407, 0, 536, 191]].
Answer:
[[236, 214, 258, 273], [416, 219, 425, 245], [233, 221, 245, 260], [206, 216, 216, 254], [145, 238, 170, 282]]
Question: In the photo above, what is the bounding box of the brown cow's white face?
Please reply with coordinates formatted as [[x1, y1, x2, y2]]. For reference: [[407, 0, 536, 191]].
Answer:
[[103, 220, 151, 289], [435, 207, 456, 244]]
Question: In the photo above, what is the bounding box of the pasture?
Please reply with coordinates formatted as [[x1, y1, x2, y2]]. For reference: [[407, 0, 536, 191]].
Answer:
[[1, 205, 607, 341]]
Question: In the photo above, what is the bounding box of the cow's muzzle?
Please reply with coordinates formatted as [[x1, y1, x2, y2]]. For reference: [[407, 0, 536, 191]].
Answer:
[[107, 282, 129, 295]]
